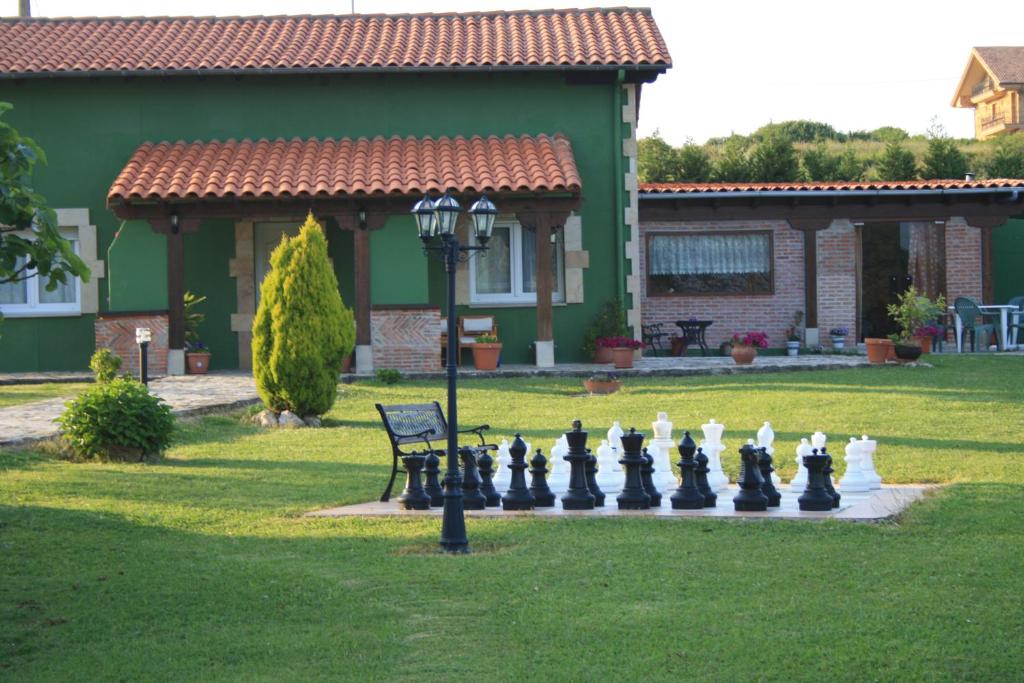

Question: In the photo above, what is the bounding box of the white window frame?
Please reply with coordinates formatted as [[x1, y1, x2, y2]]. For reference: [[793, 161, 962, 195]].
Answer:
[[469, 219, 565, 305], [0, 227, 82, 317]]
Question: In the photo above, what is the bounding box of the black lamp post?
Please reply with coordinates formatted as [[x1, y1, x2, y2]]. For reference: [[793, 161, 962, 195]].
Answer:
[[411, 191, 497, 553], [135, 327, 152, 385]]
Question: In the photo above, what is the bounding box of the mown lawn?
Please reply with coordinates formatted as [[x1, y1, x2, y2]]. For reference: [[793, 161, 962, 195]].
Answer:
[[0, 382, 91, 409], [1, 355, 1022, 680]]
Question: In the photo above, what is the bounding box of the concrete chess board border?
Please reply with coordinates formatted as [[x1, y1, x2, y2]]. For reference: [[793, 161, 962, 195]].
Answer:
[[307, 484, 932, 523]]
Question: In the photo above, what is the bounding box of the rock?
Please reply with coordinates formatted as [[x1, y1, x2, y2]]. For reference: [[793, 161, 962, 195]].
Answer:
[[253, 409, 279, 428], [303, 415, 322, 428], [278, 410, 305, 428]]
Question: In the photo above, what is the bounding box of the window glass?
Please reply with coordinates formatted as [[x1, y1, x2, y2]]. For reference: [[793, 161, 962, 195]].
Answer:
[[470, 221, 564, 303], [475, 226, 512, 294], [647, 232, 772, 295], [0, 259, 28, 304]]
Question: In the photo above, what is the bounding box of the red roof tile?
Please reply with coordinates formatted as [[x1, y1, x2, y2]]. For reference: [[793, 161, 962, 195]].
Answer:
[[0, 9, 670, 77], [640, 179, 1024, 194], [107, 134, 582, 204]]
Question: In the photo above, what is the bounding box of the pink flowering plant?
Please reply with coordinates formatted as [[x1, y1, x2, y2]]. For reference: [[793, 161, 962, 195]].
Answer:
[[597, 335, 644, 350], [731, 331, 769, 348], [914, 324, 940, 338]]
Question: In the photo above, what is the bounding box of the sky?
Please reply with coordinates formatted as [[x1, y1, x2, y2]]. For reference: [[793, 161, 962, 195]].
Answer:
[[4, 0, 1023, 144]]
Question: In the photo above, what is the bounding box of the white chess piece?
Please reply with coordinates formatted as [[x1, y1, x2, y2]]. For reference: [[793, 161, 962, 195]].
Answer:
[[548, 435, 570, 493], [649, 412, 677, 492], [858, 435, 882, 489], [492, 438, 511, 490], [607, 421, 624, 453], [838, 437, 871, 492], [790, 438, 813, 493], [700, 418, 729, 491], [757, 420, 782, 486], [595, 439, 621, 494], [811, 431, 827, 450]]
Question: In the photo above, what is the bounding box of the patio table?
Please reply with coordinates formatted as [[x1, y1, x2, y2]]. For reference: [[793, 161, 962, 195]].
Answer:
[[674, 320, 714, 356], [949, 304, 1019, 352]]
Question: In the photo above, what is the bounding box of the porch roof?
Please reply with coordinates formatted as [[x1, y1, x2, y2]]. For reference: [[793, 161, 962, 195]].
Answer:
[[639, 179, 1024, 197]]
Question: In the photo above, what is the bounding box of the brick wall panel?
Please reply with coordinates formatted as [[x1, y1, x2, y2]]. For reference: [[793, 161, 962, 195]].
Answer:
[[371, 307, 442, 372], [94, 314, 169, 376]]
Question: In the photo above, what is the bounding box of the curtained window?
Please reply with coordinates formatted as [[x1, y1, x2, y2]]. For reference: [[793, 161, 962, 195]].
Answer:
[[647, 231, 773, 295], [470, 220, 564, 304], [0, 230, 81, 316]]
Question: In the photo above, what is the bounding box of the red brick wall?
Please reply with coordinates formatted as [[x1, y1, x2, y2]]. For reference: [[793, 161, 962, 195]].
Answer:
[[638, 220, 805, 349], [371, 306, 441, 373], [944, 218, 983, 303], [94, 313, 169, 376], [816, 220, 858, 346]]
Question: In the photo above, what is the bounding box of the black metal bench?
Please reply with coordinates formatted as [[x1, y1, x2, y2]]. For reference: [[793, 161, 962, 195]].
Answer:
[[375, 401, 493, 502]]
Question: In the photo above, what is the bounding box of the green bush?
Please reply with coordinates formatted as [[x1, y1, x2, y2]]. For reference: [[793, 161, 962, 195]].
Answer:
[[581, 299, 628, 359], [56, 377, 174, 461], [89, 348, 122, 383], [252, 213, 355, 416], [375, 368, 401, 385]]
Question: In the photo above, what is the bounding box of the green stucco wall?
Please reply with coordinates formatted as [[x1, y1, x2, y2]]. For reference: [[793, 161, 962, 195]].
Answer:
[[993, 218, 1024, 304], [0, 71, 623, 369]]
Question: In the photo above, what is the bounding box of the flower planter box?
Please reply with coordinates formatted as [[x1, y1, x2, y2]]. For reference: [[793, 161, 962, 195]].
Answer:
[[612, 347, 635, 369], [912, 336, 933, 354], [584, 378, 621, 395], [472, 343, 502, 371], [186, 352, 211, 374], [864, 338, 893, 364], [594, 346, 614, 364], [731, 344, 756, 365], [786, 341, 800, 357]]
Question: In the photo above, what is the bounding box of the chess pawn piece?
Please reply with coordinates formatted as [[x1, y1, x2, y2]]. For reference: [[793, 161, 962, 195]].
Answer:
[[492, 438, 511, 491], [547, 435, 571, 494], [397, 454, 431, 510], [798, 448, 834, 511], [858, 435, 882, 489], [585, 451, 606, 507], [733, 444, 769, 511], [700, 418, 729, 491], [460, 447, 487, 510], [477, 451, 502, 507], [694, 447, 717, 507], [838, 437, 871, 492], [422, 451, 444, 507], [757, 420, 782, 486], [757, 447, 782, 507], [640, 448, 662, 507], [617, 428, 651, 510], [562, 420, 596, 510], [670, 431, 705, 510], [595, 439, 621, 495], [607, 421, 625, 453], [790, 438, 813, 494], [821, 446, 841, 508], [529, 449, 556, 507], [501, 434, 535, 511]]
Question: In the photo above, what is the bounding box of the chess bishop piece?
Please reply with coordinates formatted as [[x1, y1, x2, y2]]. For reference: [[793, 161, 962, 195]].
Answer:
[[529, 449, 556, 507], [562, 420, 596, 510], [617, 428, 651, 510], [501, 434, 535, 511], [858, 435, 882, 489], [701, 418, 729, 491], [397, 453, 430, 510], [670, 431, 705, 510], [477, 450, 502, 507], [422, 451, 444, 507], [694, 447, 717, 507], [757, 420, 782, 486], [789, 438, 813, 494], [757, 446, 782, 507], [650, 412, 679, 493], [585, 451, 606, 507], [492, 438, 511, 491], [460, 447, 488, 510], [797, 448, 834, 511], [640, 448, 662, 507], [838, 437, 871, 492], [595, 439, 621, 495], [821, 447, 841, 508], [733, 443, 769, 511]]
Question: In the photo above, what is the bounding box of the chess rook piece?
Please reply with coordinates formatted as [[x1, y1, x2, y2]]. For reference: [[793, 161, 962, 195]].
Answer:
[[798, 448, 834, 511], [757, 447, 782, 507], [422, 451, 444, 507], [789, 438, 813, 494], [640, 448, 662, 507], [821, 447, 841, 508], [617, 428, 651, 510], [595, 439, 621, 495], [477, 451, 502, 507], [562, 420, 596, 510], [733, 444, 769, 511], [397, 454, 431, 510], [501, 434, 535, 511], [529, 449, 556, 507], [585, 451, 606, 507], [700, 418, 729, 491], [858, 435, 883, 489], [757, 420, 782, 486], [838, 437, 871, 493], [671, 431, 705, 510], [460, 447, 487, 510], [694, 447, 717, 507]]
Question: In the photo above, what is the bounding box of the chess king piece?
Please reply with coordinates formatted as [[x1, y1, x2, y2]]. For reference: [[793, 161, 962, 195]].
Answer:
[[797, 448, 834, 511], [701, 418, 729, 491], [548, 435, 571, 495], [858, 435, 882, 489], [617, 428, 651, 510], [789, 438, 813, 494], [640, 448, 662, 507], [477, 450, 502, 507], [562, 420, 596, 510], [397, 453, 431, 510], [757, 447, 782, 507], [501, 434, 535, 511], [422, 451, 444, 507], [694, 447, 717, 507], [607, 421, 625, 453], [460, 447, 488, 510], [529, 449, 556, 507], [733, 443, 769, 511], [595, 439, 621, 495], [492, 438, 511, 491], [821, 446, 841, 508], [838, 437, 871, 492], [670, 431, 705, 510], [585, 451, 606, 507], [757, 420, 782, 486], [650, 412, 678, 493]]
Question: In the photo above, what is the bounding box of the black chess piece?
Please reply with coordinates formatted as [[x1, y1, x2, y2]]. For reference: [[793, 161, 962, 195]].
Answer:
[[460, 447, 487, 510], [529, 449, 557, 507], [733, 444, 769, 511], [757, 447, 782, 507], [670, 431, 705, 510], [477, 450, 502, 507], [562, 420, 596, 510], [694, 447, 717, 508], [502, 434, 535, 511], [584, 450, 606, 507], [798, 448, 834, 511], [617, 428, 651, 510], [821, 446, 841, 508], [640, 448, 662, 507], [397, 454, 430, 510], [422, 451, 444, 507]]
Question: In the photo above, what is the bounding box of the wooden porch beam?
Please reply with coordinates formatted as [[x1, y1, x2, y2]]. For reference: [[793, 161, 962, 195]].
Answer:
[[148, 217, 200, 352]]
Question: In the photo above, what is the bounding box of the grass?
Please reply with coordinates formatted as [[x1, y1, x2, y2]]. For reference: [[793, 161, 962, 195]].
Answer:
[[1, 355, 1023, 680], [0, 382, 91, 408]]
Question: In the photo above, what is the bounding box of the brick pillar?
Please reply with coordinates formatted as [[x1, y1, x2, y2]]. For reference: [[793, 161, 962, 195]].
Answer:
[[816, 220, 858, 346], [944, 218, 983, 303]]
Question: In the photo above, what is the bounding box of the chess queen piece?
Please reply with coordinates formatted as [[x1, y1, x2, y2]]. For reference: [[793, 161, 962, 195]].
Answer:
[[797, 448, 834, 511], [492, 438, 511, 491], [701, 418, 729, 491], [477, 450, 502, 507], [757, 420, 782, 486], [821, 447, 841, 508], [757, 447, 782, 507], [838, 437, 871, 493], [670, 431, 705, 510], [789, 438, 813, 494], [617, 428, 651, 510], [529, 449, 556, 507], [650, 412, 678, 493], [501, 434, 535, 511], [694, 446, 717, 507], [733, 444, 769, 511], [422, 451, 444, 507], [858, 435, 882, 489], [640, 448, 662, 507], [460, 447, 488, 510], [595, 439, 621, 495], [562, 420, 596, 510], [397, 454, 430, 510], [585, 451, 606, 507]]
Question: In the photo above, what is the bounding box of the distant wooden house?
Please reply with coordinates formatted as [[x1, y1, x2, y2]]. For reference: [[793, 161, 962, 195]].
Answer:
[[952, 47, 1024, 140]]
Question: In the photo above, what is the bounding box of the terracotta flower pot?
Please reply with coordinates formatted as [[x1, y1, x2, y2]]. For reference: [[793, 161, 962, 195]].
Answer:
[[186, 352, 211, 374], [612, 347, 635, 369], [594, 346, 614, 363], [584, 379, 621, 395], [472, 343, 502, 371], [865, 338, 893, 364], [731, 344, 757, 365], [913, 336, 933, 354]]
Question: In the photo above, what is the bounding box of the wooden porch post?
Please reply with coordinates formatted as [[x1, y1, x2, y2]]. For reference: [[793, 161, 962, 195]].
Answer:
[[335, 211, 388, 372], [518, 210, 568, 367], [149, 217, 200, 375], [789, 219, 831, 346]]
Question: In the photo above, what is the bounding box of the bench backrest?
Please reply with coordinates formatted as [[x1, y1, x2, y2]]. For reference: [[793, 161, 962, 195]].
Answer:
[[375, 401, 448, 449]]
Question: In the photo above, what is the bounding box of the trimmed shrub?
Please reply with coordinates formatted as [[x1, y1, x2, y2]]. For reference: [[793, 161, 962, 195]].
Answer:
[[89, 348, 122, 383], [56, 377, 174, 461], [252, 213, 355, 416], [375, 368, 402, 385], [581, 299, 628, 359]]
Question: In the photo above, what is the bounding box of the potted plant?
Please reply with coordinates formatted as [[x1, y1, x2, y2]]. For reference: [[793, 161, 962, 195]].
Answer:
[[730, 331, 769, 365], [471, 335, 502, 371], [584, 371, 621, 395], [185, 340, 212, 374], [583, 299, 628, 363], [887, 286, 946, 361], [864, 337, 894, 364], [913, 324, 940, 355], [184, 291, 211, 374], [890, 334, 922, 362], [606, 335, 644, 369], [829, 326, 849, 350], [594, 336, 617, 363], [785, 311, 803, 357]]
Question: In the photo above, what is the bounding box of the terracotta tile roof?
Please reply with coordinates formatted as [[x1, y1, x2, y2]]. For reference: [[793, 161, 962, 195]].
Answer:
[[0, 9, 670, 77], [974, 46, 1024, 85], [640, 179, 1024, 195], [107, 134, 582, 204]]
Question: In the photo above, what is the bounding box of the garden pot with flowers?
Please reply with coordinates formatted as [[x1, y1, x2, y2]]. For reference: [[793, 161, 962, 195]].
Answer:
[[785, 311, 803, 357], [584, 371, 621, 395], [887, 286, 946, 362], [912, 324, 939, 354], [594, 337, 617, 363], [730, 331, 768, 365], [829, 327, 849, 350], [604, 336, 644, 369]]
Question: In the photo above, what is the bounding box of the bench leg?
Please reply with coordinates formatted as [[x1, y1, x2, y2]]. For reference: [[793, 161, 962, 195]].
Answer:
[[380, 454, 400, 502]]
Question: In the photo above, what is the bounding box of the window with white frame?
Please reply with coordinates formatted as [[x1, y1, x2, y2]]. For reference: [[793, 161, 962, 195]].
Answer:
[[470, 220, 564, 304], [0, 228, 81, 316]]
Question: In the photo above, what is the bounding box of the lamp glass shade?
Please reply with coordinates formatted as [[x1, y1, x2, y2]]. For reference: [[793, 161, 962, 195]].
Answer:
[[432, 193, 461, 236], [411, 196, 436, 239], [469, 194, 497, 242]]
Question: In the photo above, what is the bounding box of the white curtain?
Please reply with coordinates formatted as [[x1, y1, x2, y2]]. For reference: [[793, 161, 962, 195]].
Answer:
[[649, 233, 770, 276]]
